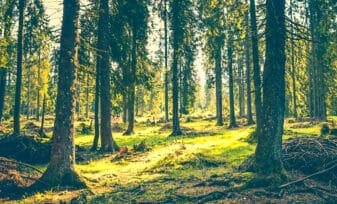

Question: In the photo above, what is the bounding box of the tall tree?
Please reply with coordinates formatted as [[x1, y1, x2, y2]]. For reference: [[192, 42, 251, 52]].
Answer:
[[0, 0, 15, 122], [244, 0, 254, 125], [289, 0, 298, 118], [123, 0, 149, 135], [13, 0, 26, 135], [164, 0, 169, 122], [37, 0, 85, 187], [227, 33, 238, 128], [255, 0, 286, 177], [170, 0, 183, 136], [199, 0, 225, 126], [249, 0, 262, 134], [97, 0, 119, 151], [307, 0, 329, 121]]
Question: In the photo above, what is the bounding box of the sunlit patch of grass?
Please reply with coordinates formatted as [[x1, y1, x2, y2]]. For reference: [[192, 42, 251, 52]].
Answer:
[[8, 119, 259, 203]]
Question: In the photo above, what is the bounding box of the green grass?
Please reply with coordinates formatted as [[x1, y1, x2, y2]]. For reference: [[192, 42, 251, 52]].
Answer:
[[4, 117, 327, 203]]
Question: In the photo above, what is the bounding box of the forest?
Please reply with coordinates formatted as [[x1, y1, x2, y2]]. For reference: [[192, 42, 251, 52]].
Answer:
[[1, 0, 337, 203]]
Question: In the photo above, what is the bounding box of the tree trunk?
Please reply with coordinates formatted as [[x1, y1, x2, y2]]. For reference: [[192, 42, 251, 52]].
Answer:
[[124, 29, 137, 135], [164, 0, 169, 122], [37, 0, 85, 188], [98, 0, 119, 151], [255, 0, 286, 177], [122, 91, 127, 123], [215, 44, 223, 126], [38, 94, 46, 137], [91, 67, 100, 151], [289, 0, 298, 119], [308, 0, 327, 121], [27, 62, 31, 119], [170, 0, 182, 136], [36, 51, 41, 121], [244, 5, 254, 125], [85, 72, 90, 119], [13, 0, 26, 135], [0, 68, 6, 122], [249, 0, 262, 133], [0, 0, 15, 123], [238, 54, 245, 118], [228, 37, 238, 128]]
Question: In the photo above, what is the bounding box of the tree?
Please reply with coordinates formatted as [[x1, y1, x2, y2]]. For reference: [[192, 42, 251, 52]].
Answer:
[[123, 0, 149, 135], [307, 0, 330, 121], [244, 0, 254, 125], [13, 0, 26, 135], [170, 0, 183, 136], [0, 0, 15, 122], [97, 0, 119, 151], [227, 33, 238, 128], [179, 1, 197, 116], [249, 0, 262, 134], [164, 0, 169, 122], [37, 0, 85, 187], [289, 0, 298, 118], [254, 0, 286, 177], [198, 0, 225, 126]]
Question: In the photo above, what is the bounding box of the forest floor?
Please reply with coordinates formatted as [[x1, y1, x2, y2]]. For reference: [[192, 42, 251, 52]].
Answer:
[[1, 116, 337, 203]]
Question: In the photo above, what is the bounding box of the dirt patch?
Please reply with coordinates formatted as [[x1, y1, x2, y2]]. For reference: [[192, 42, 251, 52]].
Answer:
[[0, 135, 51, 164], [0, 157, 42, 198]]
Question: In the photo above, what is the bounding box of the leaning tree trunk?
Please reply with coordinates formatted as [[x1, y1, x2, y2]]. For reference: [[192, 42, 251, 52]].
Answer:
[[97, 0, 119, 151], [255, 0, 286, 177], [249, 0, 262, 134], [215, 44, 223, 126], [37, 0, 85, 188], [13, 0, 26, 135]]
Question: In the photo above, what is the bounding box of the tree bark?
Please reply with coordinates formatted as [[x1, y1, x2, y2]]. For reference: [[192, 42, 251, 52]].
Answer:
[[170, 0, 183, 136], [244, 5, 254, 125], [124, 29, 137, 135], [255, 0, 286, 176], [290, 0, 298, 118], [37, 0, 85, 188], [215, 44, 223, 126], [85, 72, 90, 119], [249, 0, 262, 133], [0, 0, 15, 123], [308, 0, 327, 121], [122, 91, 127, 123], [164, 0, 169, 122], [97, 0, 119, 151], [39, 94, 46, 137], [13, 0, 26, 135], [91, 66, 100, 151], [238, 54, 245, 118], [0, 68, 6, 122], [36, 51, 41, 121], [228, 36, 238, 128]]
